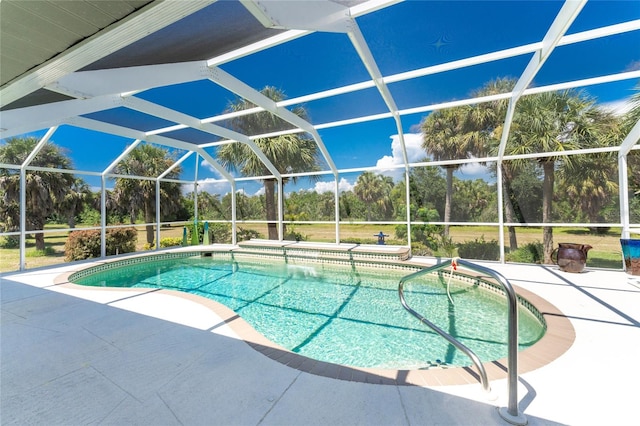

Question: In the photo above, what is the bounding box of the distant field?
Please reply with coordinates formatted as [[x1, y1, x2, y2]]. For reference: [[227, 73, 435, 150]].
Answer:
[[0, 222, 625, 272]]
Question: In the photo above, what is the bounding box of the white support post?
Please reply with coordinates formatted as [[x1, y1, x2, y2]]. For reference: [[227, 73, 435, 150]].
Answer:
[[405, 167, 412, 250], [194, 154, 199, 224], [157, 151, 194, 249], [334, 174, 340, 244], [19, 126, 57, 270], [497, 162, 506, 263], [619, 154, 630, 240], [278, 178, 284, 241], [101, 139, 142, 258], [101, 175, 107, 258], [19, 168, 26, 270], [231, 182, 238, 245], [155, 179, 161, 250], [619, 119, 640, 239]]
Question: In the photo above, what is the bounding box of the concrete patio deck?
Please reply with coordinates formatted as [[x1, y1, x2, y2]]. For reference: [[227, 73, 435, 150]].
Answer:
[[1, 255, 638, 425]]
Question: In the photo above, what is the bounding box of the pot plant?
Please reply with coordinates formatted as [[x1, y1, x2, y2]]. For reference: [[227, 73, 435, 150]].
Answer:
[[620, 238, 640, 275]]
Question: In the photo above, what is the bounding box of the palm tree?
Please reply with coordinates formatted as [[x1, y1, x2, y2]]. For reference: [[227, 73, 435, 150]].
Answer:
[[469, 78, 522, 250], [60, 177, 93, 228], [560, 152, 619, 228], [623, 82, 640, 196], [216, 86, 321, 240], [112, 144, 182, 245], [0, 137, 75, 250], [623, 82, 640, 133], [421, 105, 483, 236], [559, 109, 622, 230], [505, 90, 609, 262], [354, 171, 393, 221]]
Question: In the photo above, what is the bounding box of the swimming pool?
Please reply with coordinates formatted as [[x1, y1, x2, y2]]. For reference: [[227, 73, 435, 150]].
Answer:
[[71, 254, 545, 369]]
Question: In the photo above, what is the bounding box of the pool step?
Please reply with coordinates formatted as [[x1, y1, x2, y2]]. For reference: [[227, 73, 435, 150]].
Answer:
[[229, 239, 411, 263]]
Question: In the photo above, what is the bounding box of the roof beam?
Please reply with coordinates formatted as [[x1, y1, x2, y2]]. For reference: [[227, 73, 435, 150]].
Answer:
[[497, 0, 587, 160], [210, 18, 640, 126], [241, 0, 353, 33], [122, 96, 282, 179], [347, 22, 409, 168], [49, 61, 210, 99], [313, 69, 640, 132], [102, 140, 143, 176], [67, 116, 234, 183], [0, 94, 123, 138], [0, 1, 218, 108], [206, 66, 337, 174]]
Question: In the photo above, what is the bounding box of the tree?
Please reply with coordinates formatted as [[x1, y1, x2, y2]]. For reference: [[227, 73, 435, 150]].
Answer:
[[451, 178, 497, 222], [216, 86, 321, 240], [353, 171, 393, 221], [559, 152, 618, 227], [558, 108, 622, 230], [59, 177, 93, 228], [505, 90, 612, 262], [421, 105, 484, 236], [408, 164, 446, 218], [0, 137, 75, 250], [622, 82, 640, 198], [339, 190, 366, 220], [111, 144, 183, 245], [468, 78, 524, 250], [193, 191, 225, 220]]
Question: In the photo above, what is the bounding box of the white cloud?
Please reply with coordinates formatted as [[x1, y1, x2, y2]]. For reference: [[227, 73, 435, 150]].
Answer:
[[182, 178, 230, 195], [201, 158, 221, 174], [375, 133, 424, 179], [373, 132, 494, 181], [600, 98, 634, 116], [313, 177, 354, 193], [457, 159, 491, 180]]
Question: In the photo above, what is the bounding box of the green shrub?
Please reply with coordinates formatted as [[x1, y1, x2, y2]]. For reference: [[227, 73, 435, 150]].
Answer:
[[457, 235, 500, 261], [25, 246, 56, 257], [185, 222, 233, 244], [411, 242, 433, 256], [210, 222, 231, 243], [0, 236, 19, 249], [160, 237, 183, 248], [143, 237, 185, 250], [438, 234, 456, 258], [283, 224, 307, 242], [283, 230, 306, 241], [65, 227, 137, 261], [340, 238, 364, 244], [65, 230, 100, 261], [78, 206, 100, 226], [237, 227, 262, 242], [506, 241, 544, 264], [106, 228, 137, 254]]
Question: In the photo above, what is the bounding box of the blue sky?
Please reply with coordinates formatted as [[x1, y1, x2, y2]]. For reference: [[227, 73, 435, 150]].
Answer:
[[6, 0, 640, 197]]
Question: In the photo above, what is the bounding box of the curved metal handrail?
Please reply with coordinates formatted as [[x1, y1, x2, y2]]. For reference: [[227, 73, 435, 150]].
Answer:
[[398, 258, 525, 424]]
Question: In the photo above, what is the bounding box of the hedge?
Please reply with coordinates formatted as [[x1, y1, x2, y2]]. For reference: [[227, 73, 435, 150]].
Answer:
[[65, 227, 137, 261]]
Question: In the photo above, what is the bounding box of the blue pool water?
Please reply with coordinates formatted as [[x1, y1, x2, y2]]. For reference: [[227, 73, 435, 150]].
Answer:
[[73, 256, 545, 369]]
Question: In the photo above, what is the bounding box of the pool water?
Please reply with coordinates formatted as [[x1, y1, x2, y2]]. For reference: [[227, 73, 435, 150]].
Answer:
[[74, 256, 545, 369]]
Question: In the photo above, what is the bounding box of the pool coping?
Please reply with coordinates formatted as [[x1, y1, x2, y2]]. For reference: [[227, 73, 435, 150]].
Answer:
[[52, 249, 575, 387]]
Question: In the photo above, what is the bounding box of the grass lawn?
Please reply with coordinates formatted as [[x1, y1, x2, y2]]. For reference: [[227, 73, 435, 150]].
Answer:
[[0, 223, 625, 273]]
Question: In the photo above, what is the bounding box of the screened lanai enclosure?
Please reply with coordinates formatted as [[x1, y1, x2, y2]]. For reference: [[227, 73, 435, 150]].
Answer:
[[1, 0, 639, 272]]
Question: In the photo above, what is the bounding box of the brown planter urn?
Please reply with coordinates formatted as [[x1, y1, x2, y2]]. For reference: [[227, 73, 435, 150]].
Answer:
[[551, 243, 592, 273]]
